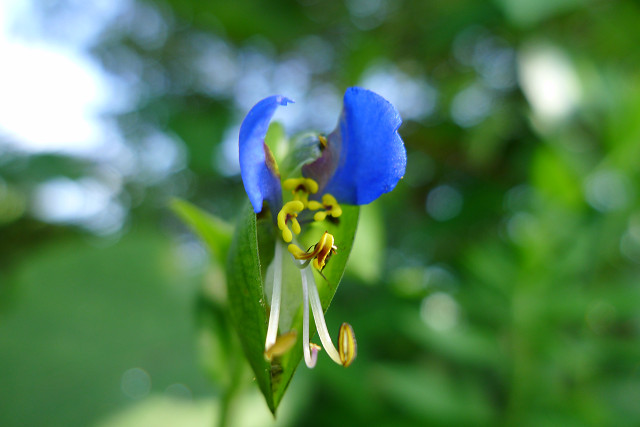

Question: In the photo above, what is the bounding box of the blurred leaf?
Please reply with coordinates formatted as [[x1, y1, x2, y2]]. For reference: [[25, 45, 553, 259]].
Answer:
[[171, 198, 233, 266], [494, 0, 586, 27], [531, 146, 583, 209], [167, 100, 231, 174], [0, 229, 209, 427], [348, 203, 384, 283], [226, 202, 358, 413], [373, 363, 495, 424]]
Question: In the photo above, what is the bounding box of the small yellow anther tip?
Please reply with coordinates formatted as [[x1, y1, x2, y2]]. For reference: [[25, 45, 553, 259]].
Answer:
[[338, 322, 357, 367], [308, 201, 322, 211], [284, 200, 304, 212], [264, 331, 298, 361], [291, 219, 301, 235], [307, 180, 319, 194], [282, 179, 296, 191], [319, 135, 328, 148]]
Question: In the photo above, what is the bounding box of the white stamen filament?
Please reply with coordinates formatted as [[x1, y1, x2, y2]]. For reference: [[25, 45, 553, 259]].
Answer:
[[265, 241, 283, 351], [300, 267, 317, 368], [304, 266, 342, 365]]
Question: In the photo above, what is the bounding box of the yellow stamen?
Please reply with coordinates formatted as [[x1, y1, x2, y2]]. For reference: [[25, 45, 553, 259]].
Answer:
[[288, 231, 337, 271], [338, 323, 357, 367], [277, 201, 304, 243], [288, 243, 315, 260], [308, 194, 342, 222], [318, 135, 328, 149], [283, 178, 319, 207], [264, 331, 298, 361]]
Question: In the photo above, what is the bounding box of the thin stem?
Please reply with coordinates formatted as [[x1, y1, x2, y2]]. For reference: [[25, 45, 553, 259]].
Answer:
[[304, 267, 342, 365], [217, 372, 238, 427], [216, 323, 247, 427], [265, 241, 283, 351]]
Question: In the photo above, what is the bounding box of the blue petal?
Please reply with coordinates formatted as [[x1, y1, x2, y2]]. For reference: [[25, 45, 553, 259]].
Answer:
[[239, 95, 293, 213], [308, 87, 406, 205]]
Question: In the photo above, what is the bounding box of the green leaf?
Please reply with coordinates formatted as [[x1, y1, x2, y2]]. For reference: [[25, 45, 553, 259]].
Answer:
[[170, 198, 233, 266], [226, 202, 359, 414]]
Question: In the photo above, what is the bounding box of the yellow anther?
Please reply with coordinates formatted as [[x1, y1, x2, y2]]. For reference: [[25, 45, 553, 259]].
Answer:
[[338, 323, 357, 367], [288, 243, 312, 260], [288, 231, 337, 271], [308, 194, 342, 222], [318, 135, 328, 149], [283, 178, 319, 207], [277, 201, 304, 243], [264, 331, 298, 361], [283, 177, 318, 194]]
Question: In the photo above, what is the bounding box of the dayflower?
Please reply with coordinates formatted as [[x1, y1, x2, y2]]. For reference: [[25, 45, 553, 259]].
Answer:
[[239, 87, 406, 368]]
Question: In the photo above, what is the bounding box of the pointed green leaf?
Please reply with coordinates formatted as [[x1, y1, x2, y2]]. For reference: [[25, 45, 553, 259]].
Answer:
[[226, 202, 359, 413], [170, 198, 233, 266], [226, 203, 274, 411]]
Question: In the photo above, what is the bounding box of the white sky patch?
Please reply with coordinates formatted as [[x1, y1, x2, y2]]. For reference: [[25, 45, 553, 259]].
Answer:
[[31, 176, 126, 234], [0, 0, 126, 156], [360, 64, 437, 121], [215, 124, 241, 176]]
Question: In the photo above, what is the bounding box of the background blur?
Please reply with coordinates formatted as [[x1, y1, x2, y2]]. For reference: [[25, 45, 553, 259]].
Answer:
[[2, 0, 640, 425]]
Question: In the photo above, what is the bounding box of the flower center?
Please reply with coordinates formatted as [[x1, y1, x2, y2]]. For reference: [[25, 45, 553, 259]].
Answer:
[[266, 176, 357, 369], [283, 177, 318, 208]]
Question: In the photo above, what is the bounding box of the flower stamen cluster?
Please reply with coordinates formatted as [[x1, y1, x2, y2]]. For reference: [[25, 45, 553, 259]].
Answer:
[[267, 177, 356, 368], [282, 178, 318, 208], [308, 194, 342, 222]]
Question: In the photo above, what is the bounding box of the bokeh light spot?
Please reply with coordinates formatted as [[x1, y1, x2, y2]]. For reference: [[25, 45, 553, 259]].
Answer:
[[518, 44, 580, 122], [585, 169, 631, 212], [165, 383, 192, 400], [121, 368, 151, 399], [450, 83, 493, 128], [420, 292, 460, 332], [426, 185, 463, 221]]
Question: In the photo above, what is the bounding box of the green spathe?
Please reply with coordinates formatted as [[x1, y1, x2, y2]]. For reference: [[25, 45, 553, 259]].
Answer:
[[226, 202, 359, 413]]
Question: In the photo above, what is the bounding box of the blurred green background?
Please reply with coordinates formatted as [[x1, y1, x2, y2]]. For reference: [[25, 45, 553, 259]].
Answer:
[[2, 0, 640, 425]]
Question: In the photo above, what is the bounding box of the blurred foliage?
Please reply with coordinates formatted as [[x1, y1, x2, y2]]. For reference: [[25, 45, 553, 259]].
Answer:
[[2, 0, 640, 426]]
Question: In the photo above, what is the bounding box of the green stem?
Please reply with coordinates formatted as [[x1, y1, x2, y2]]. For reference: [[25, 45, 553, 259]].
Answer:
[[217, 355, 245, 427]]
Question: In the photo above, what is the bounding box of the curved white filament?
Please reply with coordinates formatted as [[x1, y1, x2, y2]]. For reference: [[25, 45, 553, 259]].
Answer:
[[265, 241, 283, 351], [299, 266, 316, 368], [304, 266, 342, 365]]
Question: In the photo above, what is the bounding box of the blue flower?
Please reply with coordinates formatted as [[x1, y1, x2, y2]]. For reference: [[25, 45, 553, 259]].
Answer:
[[303, 87, 406, 205], [239, 87, 406, 213], [237, 87, 405, 368], [239, 95, 293, 214]]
